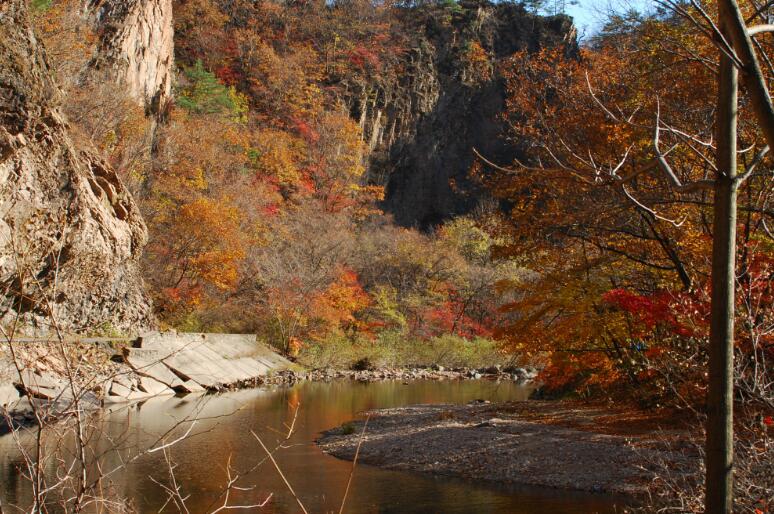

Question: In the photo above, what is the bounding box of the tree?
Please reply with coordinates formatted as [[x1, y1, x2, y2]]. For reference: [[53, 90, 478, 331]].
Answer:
[[177, 60, 248, 120], [492, 6, 774, 510], [660, 1, 774, 510]]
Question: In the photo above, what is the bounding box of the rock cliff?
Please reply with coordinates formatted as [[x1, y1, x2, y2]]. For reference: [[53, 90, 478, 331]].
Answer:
[[350, 1, 576, 227], [0, 0, 154, 332], [87, 0, 174, 114]]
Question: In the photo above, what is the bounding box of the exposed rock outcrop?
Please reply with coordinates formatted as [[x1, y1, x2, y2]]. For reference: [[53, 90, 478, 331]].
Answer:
[[87, 0, 174, 114], [0, 0, 154, 332], [350, 1, 576, 227]]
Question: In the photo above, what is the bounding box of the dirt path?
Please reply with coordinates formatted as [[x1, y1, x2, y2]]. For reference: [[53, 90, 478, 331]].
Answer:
[[318, 401, 697, 496]]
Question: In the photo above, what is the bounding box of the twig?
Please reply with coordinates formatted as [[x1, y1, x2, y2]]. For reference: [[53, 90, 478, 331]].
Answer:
[[251, 431, 309, 514], [338, 415, 370, 514]]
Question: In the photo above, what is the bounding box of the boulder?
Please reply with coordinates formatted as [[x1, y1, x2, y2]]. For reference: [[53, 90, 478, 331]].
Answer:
[[137, 375, 172, 396], [14, 369, 68, 400], [0, 384, 19, 407]]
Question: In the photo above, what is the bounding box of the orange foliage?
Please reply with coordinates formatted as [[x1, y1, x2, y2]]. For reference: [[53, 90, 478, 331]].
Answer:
[[491, 13, 774, 402], [310, 269, 371, 339], [149, 196, 245, 315]]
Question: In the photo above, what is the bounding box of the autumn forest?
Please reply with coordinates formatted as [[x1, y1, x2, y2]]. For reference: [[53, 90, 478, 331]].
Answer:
[[0, 0, 772, 511]]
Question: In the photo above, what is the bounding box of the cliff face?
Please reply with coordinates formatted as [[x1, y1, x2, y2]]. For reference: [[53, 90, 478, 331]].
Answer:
[[87, 0, 174, 114], [0, 0, 154, 332], [351, 1, 575, 227]]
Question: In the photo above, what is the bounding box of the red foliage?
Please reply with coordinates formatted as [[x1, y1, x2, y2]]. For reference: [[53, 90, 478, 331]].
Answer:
[[347, 46, 381, 70], [214, 40, 242, 85], [261, 204, 280, 216], [602, 289, 672, 327], [297, 175, 316, 195], [418, 296, 492, 340], [215, 64, 241, 85], [292, 117, 320, 143], [602, 288, 694, 337]]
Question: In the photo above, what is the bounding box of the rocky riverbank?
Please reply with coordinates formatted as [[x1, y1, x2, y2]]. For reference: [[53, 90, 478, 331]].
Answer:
[[318, 401, 697, 497], [0, 332, 295, 429], [0, 333, 539, 430], [292, 364, 539, 383]]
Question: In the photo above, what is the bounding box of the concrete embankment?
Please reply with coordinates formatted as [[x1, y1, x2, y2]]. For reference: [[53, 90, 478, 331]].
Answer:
[[120, 331, 293, 396], [0, 332, 294, 422]]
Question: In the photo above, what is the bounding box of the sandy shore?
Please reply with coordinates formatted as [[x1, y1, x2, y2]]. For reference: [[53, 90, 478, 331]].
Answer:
[[318, 401, 697, 496]]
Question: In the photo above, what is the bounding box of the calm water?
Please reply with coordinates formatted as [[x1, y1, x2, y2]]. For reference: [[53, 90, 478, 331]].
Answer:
[[0, 380, 625, 513]]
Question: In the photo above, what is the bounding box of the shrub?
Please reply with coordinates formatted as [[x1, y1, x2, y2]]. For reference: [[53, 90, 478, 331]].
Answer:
[[296, 331, 507, 370]]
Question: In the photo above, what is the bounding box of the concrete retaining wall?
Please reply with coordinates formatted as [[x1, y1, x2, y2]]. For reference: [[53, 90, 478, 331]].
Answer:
[[121, 332, 293, 395], [1, 332, 293, 413]]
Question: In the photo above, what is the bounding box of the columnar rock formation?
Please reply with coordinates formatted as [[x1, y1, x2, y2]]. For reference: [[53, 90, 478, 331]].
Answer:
[[87, 0, 174, 114], [0, 0, 154, 332], [350, 1, 576, 227]]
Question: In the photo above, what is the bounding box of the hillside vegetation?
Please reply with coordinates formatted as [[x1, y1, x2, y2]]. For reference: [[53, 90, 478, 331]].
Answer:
[[28, 0, 574, 366]]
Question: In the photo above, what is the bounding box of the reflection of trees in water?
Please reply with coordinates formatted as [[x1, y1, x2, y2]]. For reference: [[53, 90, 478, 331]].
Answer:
[[1, 381, 612, 513]]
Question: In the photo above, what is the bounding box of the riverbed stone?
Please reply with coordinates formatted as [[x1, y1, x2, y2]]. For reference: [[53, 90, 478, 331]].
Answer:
[[176, 380, 205, 393], [14, 369, 68, 400], [108, 380, 133, 398]]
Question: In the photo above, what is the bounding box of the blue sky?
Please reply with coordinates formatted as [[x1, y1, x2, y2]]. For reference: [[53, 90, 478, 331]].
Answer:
[[564, 0, 654, 37]]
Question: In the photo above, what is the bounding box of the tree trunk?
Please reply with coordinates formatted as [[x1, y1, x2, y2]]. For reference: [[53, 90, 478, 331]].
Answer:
[[717, 0, 774, 151], [706, 13, 738, 513]]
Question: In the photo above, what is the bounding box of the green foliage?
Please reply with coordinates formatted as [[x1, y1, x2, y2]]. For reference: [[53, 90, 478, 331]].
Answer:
[[595, 9, 647, 42], [177, 60, 248, 120], [88, 321, 126, 339], [371, 286, 408, 329], [439, 217, 492, 264], [439, 0, 462, 13], [31, 0, 52, 11], [297, 331, 506, 370], [413, 334, 505, 368], [170, 311, 207, 333], [522, 0, 577, 16]]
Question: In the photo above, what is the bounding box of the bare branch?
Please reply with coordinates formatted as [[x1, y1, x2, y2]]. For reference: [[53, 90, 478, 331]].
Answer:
[[654, 100, 715, 192], [746, 0, 774, 23], [737, 145, 770, 183], [622, 185, 689, 227], [148, 421, 197, 453], [747, 23, 774, 36], [251, 431, 309, 514]]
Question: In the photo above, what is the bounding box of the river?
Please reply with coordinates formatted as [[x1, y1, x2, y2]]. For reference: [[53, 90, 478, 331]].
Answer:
[[0, 380, 625, 513]]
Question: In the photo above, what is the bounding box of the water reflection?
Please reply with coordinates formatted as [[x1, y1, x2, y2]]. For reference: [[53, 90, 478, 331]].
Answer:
[[0, 380, 624, 513]]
